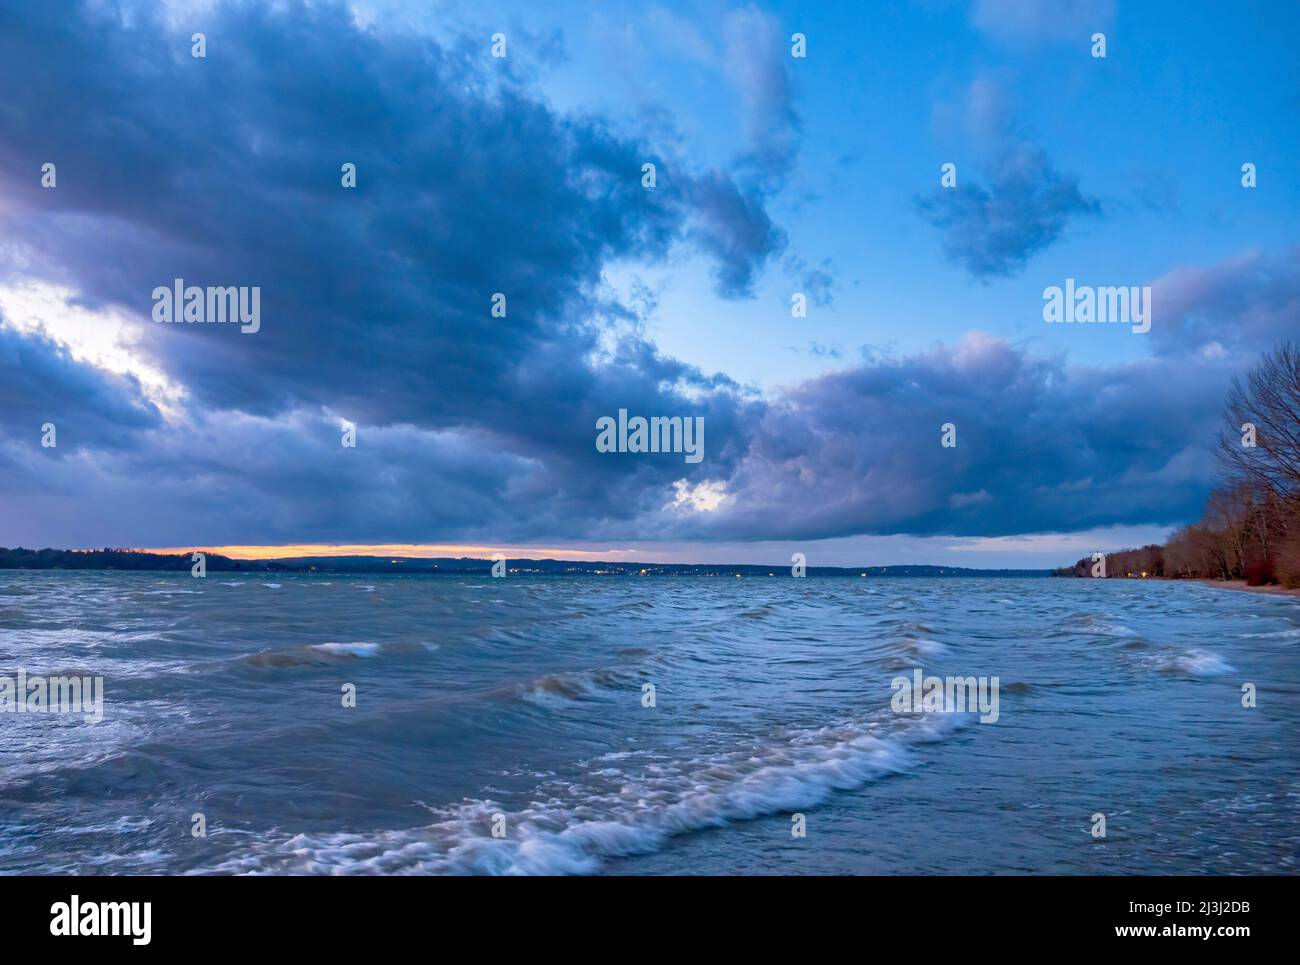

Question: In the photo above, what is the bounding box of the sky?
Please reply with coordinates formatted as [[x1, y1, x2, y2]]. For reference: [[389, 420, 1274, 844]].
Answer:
[[0, 0, 1297, 568]]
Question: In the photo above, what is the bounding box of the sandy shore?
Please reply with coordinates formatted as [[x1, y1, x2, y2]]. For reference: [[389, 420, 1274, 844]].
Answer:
[[1194, 579, 1300, 599]]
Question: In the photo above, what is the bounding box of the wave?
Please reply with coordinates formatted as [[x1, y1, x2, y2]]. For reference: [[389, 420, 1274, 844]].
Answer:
[[1240, 627, 1300, 639], [1156, 648, 1235, 677], [1051, 614, 1137, 639], [238, 640, 434, 669], [513, 667, 634, 706], [882, 637, 949, 669], [200, 711, 968, 876]]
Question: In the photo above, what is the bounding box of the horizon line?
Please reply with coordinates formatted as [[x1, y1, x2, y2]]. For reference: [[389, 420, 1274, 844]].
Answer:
[[18, 543, 1058, 570]]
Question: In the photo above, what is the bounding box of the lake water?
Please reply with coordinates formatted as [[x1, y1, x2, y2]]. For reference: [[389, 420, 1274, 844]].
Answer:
[[1, 571, 1296, 874]]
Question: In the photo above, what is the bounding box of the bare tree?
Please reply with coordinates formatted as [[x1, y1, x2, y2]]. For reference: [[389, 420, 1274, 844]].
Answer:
[[1218, 341, 1300, 516]]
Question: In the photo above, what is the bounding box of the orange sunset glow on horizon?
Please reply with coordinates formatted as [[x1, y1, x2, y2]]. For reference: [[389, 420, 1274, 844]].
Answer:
[[134, 543, 640, 561]]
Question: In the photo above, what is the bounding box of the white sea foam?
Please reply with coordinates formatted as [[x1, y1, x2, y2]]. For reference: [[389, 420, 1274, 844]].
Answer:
[[1158, 648, 1235, 676], [902, 637, 947, 657], [1089, 621, 1136, 637], [309, 642, 381, 658]]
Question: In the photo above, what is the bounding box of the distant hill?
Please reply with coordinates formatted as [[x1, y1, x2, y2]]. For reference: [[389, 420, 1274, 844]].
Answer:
[[0, 547, 1050, 577]]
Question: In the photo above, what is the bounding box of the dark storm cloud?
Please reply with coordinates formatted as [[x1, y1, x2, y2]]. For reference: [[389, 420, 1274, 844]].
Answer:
[[0, 322, 161, 514], [0, 324, 1233, 548], [0, 322, 159, 455], [662, 333, 1226, 542], [0, 0, 779, 430], [0, 0, 792, 544], [916, 144, 1101, 279]]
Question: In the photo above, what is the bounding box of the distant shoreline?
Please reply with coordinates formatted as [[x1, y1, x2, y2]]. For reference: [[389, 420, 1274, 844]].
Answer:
[[0, 547, 1051, 578]]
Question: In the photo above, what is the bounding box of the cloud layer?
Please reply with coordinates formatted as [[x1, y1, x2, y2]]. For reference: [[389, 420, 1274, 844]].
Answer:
[[0, 1, 1288, 552]]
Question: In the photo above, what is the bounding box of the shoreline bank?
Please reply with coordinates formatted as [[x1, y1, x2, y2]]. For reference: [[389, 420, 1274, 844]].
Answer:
[[1194, 578, 1300, 599]]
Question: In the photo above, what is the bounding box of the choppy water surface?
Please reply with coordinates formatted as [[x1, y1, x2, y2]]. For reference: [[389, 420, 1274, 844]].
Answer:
[[0, 571, 1296, 875]]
